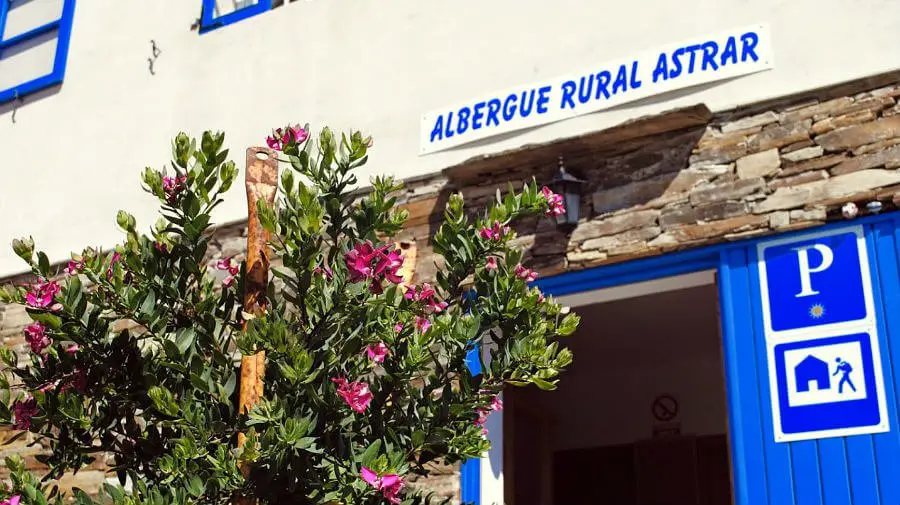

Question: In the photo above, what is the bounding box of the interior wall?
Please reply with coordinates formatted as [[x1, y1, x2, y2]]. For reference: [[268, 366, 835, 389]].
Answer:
[[513, 283, 727, 451]]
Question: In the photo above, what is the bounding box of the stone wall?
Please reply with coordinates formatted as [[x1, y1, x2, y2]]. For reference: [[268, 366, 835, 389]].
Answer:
[[395, 72, 900, 284], [2, 71, 900, 502]]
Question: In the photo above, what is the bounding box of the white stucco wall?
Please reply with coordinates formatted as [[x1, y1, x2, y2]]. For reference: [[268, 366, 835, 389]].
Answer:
[[1, 0, 899, 276]]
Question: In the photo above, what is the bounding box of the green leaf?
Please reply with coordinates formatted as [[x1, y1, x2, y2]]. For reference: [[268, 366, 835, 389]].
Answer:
[[186, 476, 205, 498], [224, 372, 236, 397], [532, 377, 557, 391], [360, 439, 382, 466], [175, 328, 196, 354], [138, 290, 157, 319], [26, 310, 62, 330], [36, 252, 50, 276], [557, 313, 580, 336]]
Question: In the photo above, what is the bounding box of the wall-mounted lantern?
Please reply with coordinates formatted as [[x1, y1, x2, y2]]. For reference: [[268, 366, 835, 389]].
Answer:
[[551, 155, 586, 227]]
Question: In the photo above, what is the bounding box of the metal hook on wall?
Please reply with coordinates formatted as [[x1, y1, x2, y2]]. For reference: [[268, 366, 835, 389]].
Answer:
[[10, 90, 24, 124], [148, 40, 161, 75]]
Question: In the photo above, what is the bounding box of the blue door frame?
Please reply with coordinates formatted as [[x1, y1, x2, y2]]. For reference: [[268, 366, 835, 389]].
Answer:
[[461, 211, 900, 505]]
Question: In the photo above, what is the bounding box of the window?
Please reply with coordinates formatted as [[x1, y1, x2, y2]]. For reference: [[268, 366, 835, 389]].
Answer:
[[0, 0, 75, 105], [200, 0, 271, 34]]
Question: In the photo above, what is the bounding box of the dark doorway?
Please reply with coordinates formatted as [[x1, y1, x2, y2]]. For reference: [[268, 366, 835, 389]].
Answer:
[[504, 282, 734, 505]]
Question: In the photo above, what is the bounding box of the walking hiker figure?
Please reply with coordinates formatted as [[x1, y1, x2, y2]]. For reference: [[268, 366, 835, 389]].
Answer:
[[834, 357, 857, 393]]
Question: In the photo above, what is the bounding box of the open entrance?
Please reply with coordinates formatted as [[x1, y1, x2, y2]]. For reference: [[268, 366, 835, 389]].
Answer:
[[503, 272, 734, 505]]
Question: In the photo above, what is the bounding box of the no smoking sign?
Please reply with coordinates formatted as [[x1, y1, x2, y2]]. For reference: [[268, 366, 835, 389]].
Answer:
[[652, 395, 679, 422]]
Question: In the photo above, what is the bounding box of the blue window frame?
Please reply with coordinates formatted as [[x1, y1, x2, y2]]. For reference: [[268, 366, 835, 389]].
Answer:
[[0, 0, 76, 105], [200, 0, 271, 34]]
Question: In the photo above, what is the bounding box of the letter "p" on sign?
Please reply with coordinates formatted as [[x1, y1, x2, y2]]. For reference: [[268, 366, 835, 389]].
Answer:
[[758, 227, 873, 333], [793, 244, 835, 298]]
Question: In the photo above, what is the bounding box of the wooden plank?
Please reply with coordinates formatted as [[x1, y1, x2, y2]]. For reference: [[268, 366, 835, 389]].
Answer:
[[235, 147, 278, 505]]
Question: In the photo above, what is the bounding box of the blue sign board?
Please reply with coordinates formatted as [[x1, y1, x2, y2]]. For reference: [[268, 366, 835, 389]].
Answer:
[[758, 226, 889, 442], [771, 332, 887, 441], [758, 227, 874, 335]]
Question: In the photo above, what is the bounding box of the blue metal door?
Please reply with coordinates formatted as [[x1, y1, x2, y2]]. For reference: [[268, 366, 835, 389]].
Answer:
[[719, 217, 900, 505]]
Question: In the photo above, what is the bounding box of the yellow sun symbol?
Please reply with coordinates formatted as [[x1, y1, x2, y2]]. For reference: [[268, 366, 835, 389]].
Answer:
[[809, 304, 826, 319]]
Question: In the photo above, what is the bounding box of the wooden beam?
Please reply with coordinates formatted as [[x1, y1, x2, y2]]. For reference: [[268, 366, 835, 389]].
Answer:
[[235, 147, 278, 505], [396, 241, 417, 285]]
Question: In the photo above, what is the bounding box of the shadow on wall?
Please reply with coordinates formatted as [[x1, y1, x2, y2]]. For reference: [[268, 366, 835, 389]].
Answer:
[[0, 85, 63, 124]]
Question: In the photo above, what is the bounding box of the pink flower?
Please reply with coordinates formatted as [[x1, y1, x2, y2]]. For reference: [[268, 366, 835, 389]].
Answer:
[[374, 247, 405, 285], [415, 316, 431, 333], [485, 257, 498, 270], [394, 322, 404, 333], [369, 279, 384, 295], [361, 468, 406, 505], [216, 257, 240, 275], [163, 175, 188, 204], [405, 283, 447, 314], [514, 264, 538, 283], [405, 283, 435, 302], [366, 342, 390, 364], [106, 252, 122, 280], [217, 257, 239, 287], [380, 474, 405, 504], [287, 125, 309, 144], [428, 299, 448, 314], [1, 495, 21, 505], [12, 397, 37, 430], [537, 292, 545, 304], [66, 344, 79, 354], [344, 241, 405, 291], [478, 221, 510, 241], [474, 395, 503, 436], [361, 467, 380, 487], [154, 242, 169, 254], [25, 280, 60, 309], [345, 242, 375, 283], [331, 377, 374, 414], [64, 260, 83, 276], [474, 409, 490, 435], [23, 322, 50, 354], [541, 186, 566, 217], [314, 264, 333, 280], [266, 125, 309, 151]]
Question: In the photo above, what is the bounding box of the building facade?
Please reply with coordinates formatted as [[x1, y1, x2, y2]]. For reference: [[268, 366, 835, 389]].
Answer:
[[3, 1, 900, 504]]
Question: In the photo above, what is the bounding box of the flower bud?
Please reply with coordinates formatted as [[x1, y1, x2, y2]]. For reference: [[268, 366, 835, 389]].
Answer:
[[11, 237, 34, 263]]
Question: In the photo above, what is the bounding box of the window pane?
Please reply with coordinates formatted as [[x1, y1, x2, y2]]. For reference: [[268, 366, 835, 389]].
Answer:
[[211, 0, 260, 17], [0, 28, 58, 91], [3, 0, 64, 40]]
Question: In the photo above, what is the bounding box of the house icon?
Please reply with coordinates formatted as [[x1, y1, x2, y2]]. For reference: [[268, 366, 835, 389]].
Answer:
[[795, 355, 831, 392]]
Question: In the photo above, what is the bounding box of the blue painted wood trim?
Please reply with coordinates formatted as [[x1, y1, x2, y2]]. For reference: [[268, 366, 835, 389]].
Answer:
[[459, 291, 481, 505], [0, 1, 9, 41], [537, 213, 900, 297], [0, 18, 59, 50], [200, 0, 272, 34], [0, 0, 76, 105]]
